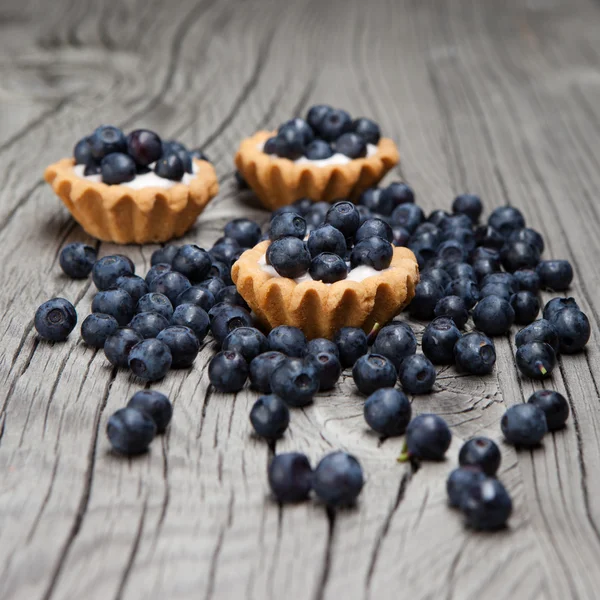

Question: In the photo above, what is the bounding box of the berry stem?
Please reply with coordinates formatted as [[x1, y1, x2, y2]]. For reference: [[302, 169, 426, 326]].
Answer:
[[397, 441, 410, 463], [367, 322, 381, 345]]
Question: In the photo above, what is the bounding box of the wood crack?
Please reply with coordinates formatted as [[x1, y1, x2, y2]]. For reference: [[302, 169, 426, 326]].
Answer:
[[314, 506, 336, 600]]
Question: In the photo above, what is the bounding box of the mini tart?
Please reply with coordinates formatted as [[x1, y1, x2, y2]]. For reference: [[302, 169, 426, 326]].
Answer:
[[234, 131, 399, 210], [44, 158, 219, 244], [232, 241, 419, 340]]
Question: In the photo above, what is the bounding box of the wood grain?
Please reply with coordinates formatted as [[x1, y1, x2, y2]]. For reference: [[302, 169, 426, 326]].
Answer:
[[1, 0, 600, 598]]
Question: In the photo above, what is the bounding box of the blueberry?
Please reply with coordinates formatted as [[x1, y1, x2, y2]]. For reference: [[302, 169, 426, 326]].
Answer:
[[106, 407, 156, 455], [306, 104, 333, 128], [156, 325, 200, 368], [291, 197, 314, 215], [334, 327, 368, 368], [222, 326, 268, 362], [462, 478, 512, 531], [472, 258, 501, 283], [398, 354, 436, 394], [428, 209, 450, 227], [162, 140, 188, 155], [363, 388, 411, 437], [214, 286, 249, 311], [308, 351, 342, 391], [349, 117, 380, 144], [128, 339, 172, 381], [422, 268, 452, 292], [263, 137, 277, 155], [527, 390, 569, 431], [446, 467, 486, 508], [268, 452, 313, 503], [104, 328, 143, 367], [441, 227, 476, 254], [209, 304, 253, 345], [154, 152, 185, 180], [171, 245, 212, 283], [488, 206, 526, 237], [549, 307, 591, 354], [452, 193, 482, 222], [59, 243, 97, 279], [422, 317, 462, 364], [390, 203, 424, 234], [371, 322, 417, 370], [128, 311, 170, 339], [472, 296, 515, 336], [209, 350, 248, 392], [149, 271, 191, 304], [404, 414, 451, 461], [99, 152, 136, 185], [111, 276, 146, 305], [171, 303, 209, 341], [267, 325, 307, 358], [145, 263, 171, 286], [210, 240, 240, 266], [352, 354, 397, 395], [80, 313, 118, 348], [198, 277, 227, 298], [89, 125, 127, 160], [409, 280, 444, 320], [454, 332, 496, 375], [313, 452, 364, 507], [481, 272, 518, 293], [459, 437, 501, 476], [307, 252, 347, 283], [542, 296, 579, 321], [355, 218, 393, 243], [474, 225, 505, 250], [359, 188, 392, 216], [508, 227, 544, 253], [270, 357, 319, 407], [307, 338, 339, 357], [432, 296, 467, 330], [249, 351, 286, 393], [250, 395, 290, 440], [74, 137, 93, 165], [510, 291, 540, 325], [190, 148, 210, 162], [500, 241, 540, 272], [436, 240, 467, 265], [314, 108, 352, 141], [304, 139, 334, 160], [445, 262, 476, 282], [392, 225, 411, 247], [335, 132, 367, 158], [515, 320, 559, 354], [266, 237, 311, 278], [208, 261, 233, 286], [383, 183, 416, 211], [445, 279, 480, 310], [126, 129, 162, 166], [84, 162, 101, 175], [274, 126, 305, 160], [128, 390, 172, 433], [136, 292, 173, 320], [471, 246, 501, 263], [175, 286, 215, 312], [92, 255, 134, 290], [513, 269, 540, 294], [536, 260, 573, 291], [92, 288, 135, 326], [307, 224, 347, 258], [442, 214, 473, 232], [34, 297, 77, 342], [325, 201, 360, 238], [223, 218, 261, 248], [501, 403, 547, 447], [269, 212, 307, 241], [304, 201, 331, 229]]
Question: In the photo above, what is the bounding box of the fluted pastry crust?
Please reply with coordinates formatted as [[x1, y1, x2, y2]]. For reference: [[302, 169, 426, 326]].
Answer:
[[44, 158, 219, 244], [232, 241, 419, 339], [234, 131, 399, 210]]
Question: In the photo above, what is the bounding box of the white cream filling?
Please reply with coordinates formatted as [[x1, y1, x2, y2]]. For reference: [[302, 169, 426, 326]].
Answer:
[[258, 142, 379, 167], [258, 254, 389, 284], [73, 162, 198, 190]]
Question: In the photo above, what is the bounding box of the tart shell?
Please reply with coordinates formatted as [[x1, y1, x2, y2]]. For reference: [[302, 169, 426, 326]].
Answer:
[[231, 241, 419, 340], [44, 158, 219, 244], [234, 131, 399, 210]]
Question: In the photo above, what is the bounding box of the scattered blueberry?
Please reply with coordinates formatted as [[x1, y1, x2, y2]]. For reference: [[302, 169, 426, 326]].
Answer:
[[472, 296, 515, 336], [270, 357, 319, 407], [209, 350, 248, 392], [510, 291, 540, 325], [214, 286, 249, 311], [313, 452, 364, 507], [156, 325, 200, 368], [436, 240, 467, 265], [268, 452, 313, 503], [391, 203, 424, 233], [500, 240, 540, 272], [129, 311, 170, 339], [481, 272, 519, 294], [364, 388, 411, 437], [488, 206, 526, 237], [34, 298, 77, 342], [462, 478, 512, 530], [334, 327, 368, 368], [308, 351, 342, 391], [222, 326, 269, 362], [171, 245, 212, 283], [409, 280, 444, 320], [128, 390, 172, 433], [352, 354, 397, 395], [171, 303, 209, 341], [382, 182, 415, 208], [479, 282, 512, 302], [446, 467, 486, 508], [398, 354, 436, 394], [516, 341, 556, 379], [145, 263, 171, 286], [422, 268, 452, 292], [403, 414, 451, 461], [501, 403, 547, 446], [542, 296, 579, 321], [434, 295, 469, 329], [307, 338, 339, 358], [106, 407, 156, 455], [198, 277, 226, 298], [266, 237, 311, 278], [459, 437, 501, 476], [527, 390, 569, 431], [175, 286, 215, 312], [92, 288, 135, 326], [513, 269, 540, 294], [115, 275, 148, 304], [104, 328, 143, 368], [422, 317, 462, 364], [128, 338, 172, 381], [59, 243, 97, 279], [536, 260, 573, 291], [249, 351, 287, 393], [445, 279, 480, 310], [81, 313, 119, 348], [92, 255, 134, 290], [224, 218, 261, 248], [452, 194, 482, 222], [371, 322, 417, 370], [549, 307, 591, 354], [136, 292, 173, 320], [250, 395, 290, 440], [267, 325, 307, 358], [454, 332, 496, 375], [149, 271, 191, 304], [445, 262, 476, 282], [210, 305, 253, 345], [515, 319, 560, 354]]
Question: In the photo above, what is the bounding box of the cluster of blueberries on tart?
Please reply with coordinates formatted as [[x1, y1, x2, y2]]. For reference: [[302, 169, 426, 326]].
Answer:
[[262, 105, 381, 163], [73, 125, 209, 187]]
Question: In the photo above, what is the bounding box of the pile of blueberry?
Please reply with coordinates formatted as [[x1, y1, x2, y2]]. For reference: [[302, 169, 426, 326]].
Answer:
[[73, 125, 209, 185], [266, 199, 395, 281], [263, 105, 380, 161]]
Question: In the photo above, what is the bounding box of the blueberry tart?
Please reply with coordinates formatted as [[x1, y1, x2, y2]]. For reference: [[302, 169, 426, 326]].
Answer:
[[231, 226, 418, 339], [44, 126, 219, 244], [234, 106, 399, 209]]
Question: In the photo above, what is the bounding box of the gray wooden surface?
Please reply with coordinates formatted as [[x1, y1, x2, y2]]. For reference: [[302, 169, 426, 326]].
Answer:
[[1, 0, 600, 598]]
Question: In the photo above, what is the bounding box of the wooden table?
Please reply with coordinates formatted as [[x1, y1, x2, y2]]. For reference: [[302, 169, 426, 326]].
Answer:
[[1, 0, 600, 598]]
